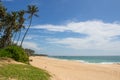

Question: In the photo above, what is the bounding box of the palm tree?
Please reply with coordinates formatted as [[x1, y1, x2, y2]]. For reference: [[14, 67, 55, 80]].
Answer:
[[12, 10, 25, 45], [0, 13, 12, 48], [0, 5, 7, 48], [1, 11, 18, 47], [20, 5, 39, 47], [9, 12, 18, 45], [0, 4, 7, 34]]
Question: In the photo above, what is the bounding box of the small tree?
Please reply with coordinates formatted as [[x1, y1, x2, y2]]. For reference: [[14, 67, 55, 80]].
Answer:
[[25, 48, 35, 56]]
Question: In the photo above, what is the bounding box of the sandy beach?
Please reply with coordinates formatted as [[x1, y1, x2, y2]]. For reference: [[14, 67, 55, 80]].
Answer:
[[30, 56, 120, 80]]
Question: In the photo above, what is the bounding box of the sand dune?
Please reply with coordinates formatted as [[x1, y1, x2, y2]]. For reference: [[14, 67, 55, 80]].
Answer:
[[30, 56, 120, 80]]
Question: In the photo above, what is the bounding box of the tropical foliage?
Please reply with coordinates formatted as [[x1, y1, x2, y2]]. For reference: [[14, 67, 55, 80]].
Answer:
[[0, 45, 29, 63], [20, 5, 39, 46], [25, 48, 35, 56], [0, 2, 39, 63]]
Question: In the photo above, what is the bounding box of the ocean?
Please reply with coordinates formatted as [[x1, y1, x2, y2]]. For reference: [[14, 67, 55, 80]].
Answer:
[[49, 56, 120, 64]]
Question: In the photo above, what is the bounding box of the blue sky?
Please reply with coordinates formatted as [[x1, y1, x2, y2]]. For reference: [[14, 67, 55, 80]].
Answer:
[[2, 0, 120, 56]]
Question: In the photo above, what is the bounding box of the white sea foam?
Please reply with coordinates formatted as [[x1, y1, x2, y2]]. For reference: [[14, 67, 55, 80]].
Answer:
[[49, 56, 120, 64], [74, 60, 120, 64], [99, 62, 120, 64], [74, 60, 89, 63]]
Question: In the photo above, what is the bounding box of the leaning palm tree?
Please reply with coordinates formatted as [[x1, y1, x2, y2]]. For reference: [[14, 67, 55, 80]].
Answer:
[[0, 13, 13, 47], [20, 5, 38, 47], [0, 4, 7, 33], [1, 11, 18, 47], [14, 10, 25, 45], [9, 12, 18, 45]]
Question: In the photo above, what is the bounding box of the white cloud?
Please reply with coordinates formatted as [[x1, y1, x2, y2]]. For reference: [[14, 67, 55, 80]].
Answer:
[[32, 24, 68, 32], [48, 38, 120, 50], [30, 0, 42, 6], [25, 35, 39, 40], [32, 20, 120, 50], [22, 41, 42, 51], [2, 0, 13, 2], [25, 36, 33, 40]]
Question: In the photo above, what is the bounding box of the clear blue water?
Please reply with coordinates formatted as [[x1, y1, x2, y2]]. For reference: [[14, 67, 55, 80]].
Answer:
[[49, 56, 120, 64]]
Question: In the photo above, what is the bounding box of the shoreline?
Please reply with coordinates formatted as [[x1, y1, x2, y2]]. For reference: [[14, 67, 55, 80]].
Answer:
[[30, 56, 120, 80], [48, 56, 120, 65]]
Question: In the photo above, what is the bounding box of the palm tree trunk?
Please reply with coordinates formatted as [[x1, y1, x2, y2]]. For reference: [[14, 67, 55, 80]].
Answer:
[[16, 29, 21, 45], [3, 26, 12, 47], [12, 31, 17, 44], [20, 16, 33, 47]]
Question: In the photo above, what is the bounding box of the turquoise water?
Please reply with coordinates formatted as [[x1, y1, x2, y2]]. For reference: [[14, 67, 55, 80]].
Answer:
[[50, 56, 120, 64]]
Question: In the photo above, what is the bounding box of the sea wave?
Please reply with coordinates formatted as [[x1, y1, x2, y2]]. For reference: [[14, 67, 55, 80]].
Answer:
[[99, 62, 120, 64], [49, 56, 120, 64], [74, 60, 120, 64]]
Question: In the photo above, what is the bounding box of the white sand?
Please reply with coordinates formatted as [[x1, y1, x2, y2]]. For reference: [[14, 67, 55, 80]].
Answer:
[[30, 56, 120, 80]]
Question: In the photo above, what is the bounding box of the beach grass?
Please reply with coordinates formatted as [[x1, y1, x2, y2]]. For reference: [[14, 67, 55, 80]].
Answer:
[[0, 63, 51, 80]]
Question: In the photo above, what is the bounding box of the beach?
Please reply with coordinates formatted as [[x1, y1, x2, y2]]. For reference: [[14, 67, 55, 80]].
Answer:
[[30, 56, 120, 80]]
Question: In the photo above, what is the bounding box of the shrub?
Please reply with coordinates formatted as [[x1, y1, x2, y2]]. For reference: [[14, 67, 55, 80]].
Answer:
[[0, 45, 29, 63]]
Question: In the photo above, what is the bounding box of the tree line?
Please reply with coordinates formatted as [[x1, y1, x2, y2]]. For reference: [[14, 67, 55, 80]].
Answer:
[[0, 2, 39, 48]]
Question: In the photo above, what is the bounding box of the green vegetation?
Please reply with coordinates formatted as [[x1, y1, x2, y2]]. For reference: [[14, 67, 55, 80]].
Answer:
[[0, 2, 51, 80], [0, 1, 38, 63], [25, 48, 35, 56], [0, 2, 39, 48], [0, 64, 51, 80], [0, 45, 29, 63]]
